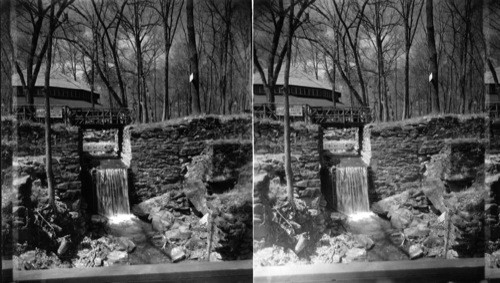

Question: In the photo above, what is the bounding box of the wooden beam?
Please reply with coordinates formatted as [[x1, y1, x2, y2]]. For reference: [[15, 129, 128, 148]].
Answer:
[[254, 258, 484, 283], [13, 260, 252, 283]]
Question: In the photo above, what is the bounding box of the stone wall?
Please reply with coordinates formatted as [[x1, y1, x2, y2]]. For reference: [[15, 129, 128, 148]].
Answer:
[[15, 122, 80, 189], [253, 120, 321, 204], [128, 116, 252, 202], [368, 115, 486, 201]]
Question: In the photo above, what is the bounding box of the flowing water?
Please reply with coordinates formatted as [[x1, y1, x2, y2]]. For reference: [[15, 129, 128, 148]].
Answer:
[[335, 165, 370, 215], [93, 162, 131, 217]]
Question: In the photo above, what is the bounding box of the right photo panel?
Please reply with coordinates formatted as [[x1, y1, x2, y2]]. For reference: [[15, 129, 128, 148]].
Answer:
[[253, 0, 494, 281]]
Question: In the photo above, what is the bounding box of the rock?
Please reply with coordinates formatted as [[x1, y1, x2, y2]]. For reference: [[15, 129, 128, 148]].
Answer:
[[451, 214, 467, 229], [91, 214, 108, 224], [404, 226, 430, 239], [94, 257, 103, 266], [294, 233, 308, 254], [106, 251, 128, 264], [254, 173, 270, 196], [353, 234, 374, 250], [199, 214, 209, 226], [390, 208, 413, 229], [437, 212, 447, 223], [150, 210, 175, 232], [14, 175, 32, 205], [409, 244, 423, 259], [332, 254, 341, 263], [132, 192, 171, 218], [118, 237, 136, 253], [423, 235, 444, 249], [178, 225, 193, 239], [372, 191, 410, 217], [330, 212, 347, 222], [171, 247, 186, 263], [427, 247, 442, 257], [72, 199, 81, 211], [209, 252, 222, 262], [69, 211, 79, 219], [344, 248, 367, 263], [184, 180, 208, 215], [57, 238, 70, 256], [446, 249, 458, 259], [422, 178, 448, 214]]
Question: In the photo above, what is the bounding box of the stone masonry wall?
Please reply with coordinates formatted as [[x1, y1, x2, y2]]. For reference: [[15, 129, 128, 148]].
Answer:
[[128, 116, 252, 202], [253, 121, 321, 203], [368, 115, 485, 201], [16, 122, 80, 189]]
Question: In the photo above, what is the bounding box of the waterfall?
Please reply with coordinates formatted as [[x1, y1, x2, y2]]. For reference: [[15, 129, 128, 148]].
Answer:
[[93, 167, 130, 216], [334, 165, 369, 215]]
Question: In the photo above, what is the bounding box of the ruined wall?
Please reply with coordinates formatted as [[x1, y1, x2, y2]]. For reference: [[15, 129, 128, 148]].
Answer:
[[15, 122, 81, 190], [368, 115, 486, 201], [128, 116, 252, 202], [253, 121, 321, 203]]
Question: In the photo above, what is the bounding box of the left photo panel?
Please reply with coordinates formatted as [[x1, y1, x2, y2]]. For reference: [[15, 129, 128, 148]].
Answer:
[[1, 0, 252, 282]]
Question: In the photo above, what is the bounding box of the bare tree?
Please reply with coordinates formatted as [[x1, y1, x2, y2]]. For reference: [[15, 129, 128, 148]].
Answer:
[[43, 0, 74, 208], [426, 0, 440, 113], [187, 0, 201, 115], [395, 0, 424, 119], [152, 0, 183, 121], [254, 0, 315, 106]]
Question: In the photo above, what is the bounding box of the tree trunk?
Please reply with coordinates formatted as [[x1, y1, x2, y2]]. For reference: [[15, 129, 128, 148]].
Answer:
[[426, 0, 440, 113], [162, 51, 170, 121], [186, 0, 201, 115], [44, 1, 56, 208], [284, 0, 295, 208]]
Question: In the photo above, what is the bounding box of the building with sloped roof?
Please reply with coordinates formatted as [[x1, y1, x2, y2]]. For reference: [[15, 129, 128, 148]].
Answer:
[[12, 66, 101, 109], [485, 66, 500, 105], [253, 68, 341, 107]]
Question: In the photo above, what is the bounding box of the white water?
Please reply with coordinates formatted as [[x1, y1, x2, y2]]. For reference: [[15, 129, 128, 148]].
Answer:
[[94, 168, 131, 217], [335, 166, 370, 215]]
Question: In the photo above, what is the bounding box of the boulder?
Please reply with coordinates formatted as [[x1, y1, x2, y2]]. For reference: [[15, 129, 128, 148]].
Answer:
[[57, 237, 70, 256], [404, 225, 430, 239], [343, 248, 367, 263], [117, 237, 136, 253], [91, 214, 108, 225], [170, 247, 186, 263], [131, 192, 171, 218], [353, 234, 374, 250], [106, 251, 128, 265], [185, 154, 211, 182], [390, 208, 413, 229], [446, 249, 458, 259], [409, 244, 423, 259], [372, 191, 410, 218], [150, 210, 175, 232], [184, 180, 208, 215], [422, 178, 448, 214], [294, 233, 308, 254]]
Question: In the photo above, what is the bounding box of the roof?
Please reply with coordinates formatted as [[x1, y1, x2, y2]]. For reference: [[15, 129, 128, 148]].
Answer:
[[16, 96, 102, 108], [485, 67, 500, 84], [12, 65, 95, 93], [254, 94, 343, 107], [253, 67, 334, 91]]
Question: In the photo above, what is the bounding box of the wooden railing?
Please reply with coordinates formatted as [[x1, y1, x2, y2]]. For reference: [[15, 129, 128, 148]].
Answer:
[[66, 107, 132, 127], [309, 106, 372, 125], [253, 103, 372, 126], [15, 105, 66, 122], [253, 103, 279, 120]]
